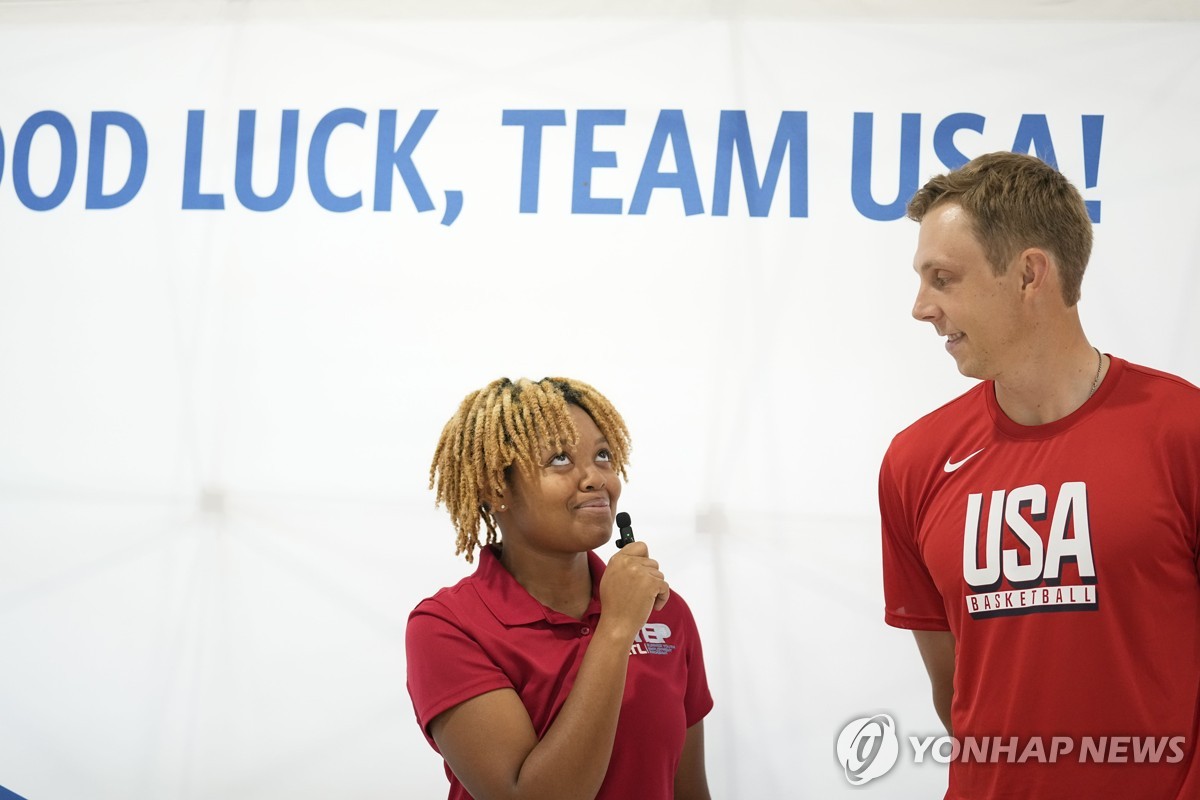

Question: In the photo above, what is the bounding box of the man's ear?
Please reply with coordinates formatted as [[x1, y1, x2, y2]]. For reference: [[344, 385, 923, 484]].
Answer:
[[1018, 247, 1052, 294]]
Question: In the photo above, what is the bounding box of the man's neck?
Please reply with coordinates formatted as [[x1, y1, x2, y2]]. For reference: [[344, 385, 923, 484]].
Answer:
[[992, 337, 1107, 426]]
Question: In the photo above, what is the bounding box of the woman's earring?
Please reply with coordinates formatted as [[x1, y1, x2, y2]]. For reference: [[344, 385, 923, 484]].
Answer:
[[499, 504, 506, 511]]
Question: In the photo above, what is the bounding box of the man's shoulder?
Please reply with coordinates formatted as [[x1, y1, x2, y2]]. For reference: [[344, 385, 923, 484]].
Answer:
[[886, 381, 990, 461], [1114, 358, 1200, 431], [1120, 359, 1200, 397]]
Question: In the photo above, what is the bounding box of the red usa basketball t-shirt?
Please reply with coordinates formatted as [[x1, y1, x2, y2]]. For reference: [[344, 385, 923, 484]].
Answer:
[[881, 357, 1200, 799]]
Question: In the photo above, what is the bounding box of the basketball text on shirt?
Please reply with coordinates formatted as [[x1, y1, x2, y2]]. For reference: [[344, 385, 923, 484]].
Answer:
[[962, 481, 1098, 619]]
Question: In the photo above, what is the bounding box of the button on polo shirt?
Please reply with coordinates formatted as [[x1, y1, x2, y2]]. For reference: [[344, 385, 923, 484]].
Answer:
[[407, 544, 713, 800]]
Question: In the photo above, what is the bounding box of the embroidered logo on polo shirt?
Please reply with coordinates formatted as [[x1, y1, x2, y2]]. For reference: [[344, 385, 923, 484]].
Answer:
[[630, 623, 675, 655]]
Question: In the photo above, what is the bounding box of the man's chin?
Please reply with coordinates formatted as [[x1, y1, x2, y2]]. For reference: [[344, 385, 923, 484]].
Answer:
[[952, 356, 984, 381]]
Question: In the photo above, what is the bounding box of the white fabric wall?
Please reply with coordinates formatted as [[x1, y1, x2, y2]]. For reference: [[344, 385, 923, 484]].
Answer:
[[1, 2, 1198, 797]]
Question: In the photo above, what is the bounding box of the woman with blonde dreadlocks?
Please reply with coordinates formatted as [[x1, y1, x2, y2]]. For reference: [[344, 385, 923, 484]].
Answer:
[[406, 377, 713, 800]]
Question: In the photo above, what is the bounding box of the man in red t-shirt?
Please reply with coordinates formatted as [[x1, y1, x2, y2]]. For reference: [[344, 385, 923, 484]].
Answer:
[[880, 152, 1200, 799]]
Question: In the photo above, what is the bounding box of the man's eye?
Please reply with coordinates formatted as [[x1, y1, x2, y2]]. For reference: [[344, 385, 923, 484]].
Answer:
[[548, 453, 571, 466]]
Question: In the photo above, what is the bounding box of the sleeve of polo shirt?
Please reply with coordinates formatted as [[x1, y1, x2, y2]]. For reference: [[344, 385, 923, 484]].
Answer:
[[879, 451, 950, 631], [675, 594, 714, 726], [406, 599, 514, 746]]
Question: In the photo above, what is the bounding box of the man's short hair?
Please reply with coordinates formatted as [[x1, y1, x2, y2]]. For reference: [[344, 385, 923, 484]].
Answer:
[[907, 152, 1094, 305]]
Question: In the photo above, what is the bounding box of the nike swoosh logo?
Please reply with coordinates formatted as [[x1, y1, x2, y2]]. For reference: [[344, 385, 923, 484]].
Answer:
[[944, 448, 985, 473]]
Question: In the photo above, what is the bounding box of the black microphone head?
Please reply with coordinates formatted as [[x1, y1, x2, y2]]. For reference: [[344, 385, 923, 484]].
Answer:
[[616, 512, 631, 528]]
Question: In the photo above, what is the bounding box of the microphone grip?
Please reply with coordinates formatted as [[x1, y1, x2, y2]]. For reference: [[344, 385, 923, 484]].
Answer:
[[616, 512, 635, 548]]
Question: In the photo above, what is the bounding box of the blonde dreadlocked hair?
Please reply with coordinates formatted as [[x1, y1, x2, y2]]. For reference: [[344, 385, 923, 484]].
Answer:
[[429, 377, 632, 563]]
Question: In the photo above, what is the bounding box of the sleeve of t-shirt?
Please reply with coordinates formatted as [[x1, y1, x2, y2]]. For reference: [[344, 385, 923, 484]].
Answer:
[[405, 600, 515, 748], [674, 594, 714, 727], [879, 450, 950, 631]]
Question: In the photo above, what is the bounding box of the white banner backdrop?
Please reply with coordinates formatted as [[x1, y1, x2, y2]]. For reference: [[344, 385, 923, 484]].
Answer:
[[1, 2, 1198, 798]]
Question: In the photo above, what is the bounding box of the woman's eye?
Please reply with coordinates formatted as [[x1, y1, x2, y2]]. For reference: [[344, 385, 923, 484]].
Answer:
[[548, 453, 571, 466], [596, 449, 612, 462]]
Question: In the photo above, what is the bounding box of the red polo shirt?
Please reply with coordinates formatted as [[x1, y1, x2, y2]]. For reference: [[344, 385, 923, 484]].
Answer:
[[406, 545, 713, 800]]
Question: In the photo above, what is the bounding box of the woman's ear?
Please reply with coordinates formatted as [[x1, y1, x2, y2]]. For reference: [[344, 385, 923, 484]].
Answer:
[[480, 486, 507, 514]]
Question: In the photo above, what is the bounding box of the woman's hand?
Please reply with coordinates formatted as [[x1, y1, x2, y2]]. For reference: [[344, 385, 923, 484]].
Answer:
[[598, 541, 671, 644]]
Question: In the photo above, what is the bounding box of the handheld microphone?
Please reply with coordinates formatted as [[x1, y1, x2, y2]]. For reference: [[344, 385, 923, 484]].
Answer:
[[615, 512, 635, 548]]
